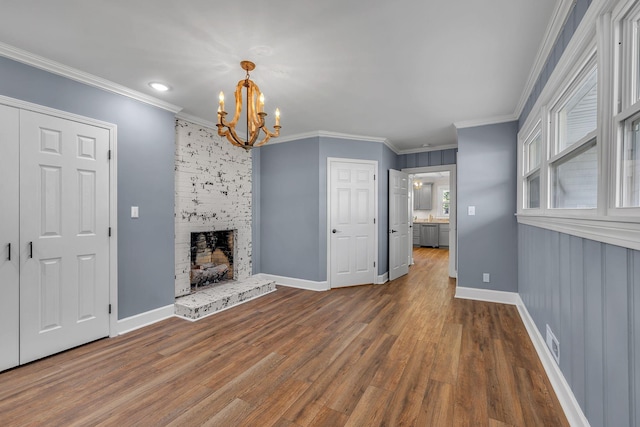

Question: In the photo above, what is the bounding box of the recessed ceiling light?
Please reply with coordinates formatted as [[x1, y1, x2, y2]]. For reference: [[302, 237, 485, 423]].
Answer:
[[149, 82, 170, 92], [422, 143, 431, 147]]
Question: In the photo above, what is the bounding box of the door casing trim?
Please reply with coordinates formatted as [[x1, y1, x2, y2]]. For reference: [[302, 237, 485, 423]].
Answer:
[[327, 157, 379, 288]]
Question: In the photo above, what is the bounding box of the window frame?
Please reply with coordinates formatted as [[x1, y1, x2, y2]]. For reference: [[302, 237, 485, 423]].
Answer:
[[437, 185, 450, 218], [517, 0, 640, 252], [520, 120, 544, 212], [610, 0, 640, 216]]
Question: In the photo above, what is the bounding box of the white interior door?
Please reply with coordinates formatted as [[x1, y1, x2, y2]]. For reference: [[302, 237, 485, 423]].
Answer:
[[329, 159, 376, 288], [388, 169, 409, 281], [0, 105, 20, 371], [19, 110, 110, 364]]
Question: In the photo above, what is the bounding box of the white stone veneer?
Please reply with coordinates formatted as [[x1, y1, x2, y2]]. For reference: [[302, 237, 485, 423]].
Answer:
[[174, 119, 252, 297]]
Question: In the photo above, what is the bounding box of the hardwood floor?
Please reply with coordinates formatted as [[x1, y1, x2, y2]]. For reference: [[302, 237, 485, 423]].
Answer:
[[0, 247, 568, 426]]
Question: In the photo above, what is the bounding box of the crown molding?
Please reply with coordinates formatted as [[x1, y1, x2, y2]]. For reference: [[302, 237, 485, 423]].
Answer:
[[397, 143, 458, 155], [514, 0, 577, 119], [0, 42, 182, 113], [453, 114, 518, 130], [176, 112, 218, 129], [273, 130, 401, 153]]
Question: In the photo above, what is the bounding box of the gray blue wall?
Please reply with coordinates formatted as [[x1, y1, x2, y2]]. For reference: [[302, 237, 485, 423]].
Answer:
[[519, 225, 639, 427], [254, 136, 400, 282], [516, 1, 640, 425], [457, 121, 519, 292], [0, 56, 176, 319], [254, 137, 322, 280]]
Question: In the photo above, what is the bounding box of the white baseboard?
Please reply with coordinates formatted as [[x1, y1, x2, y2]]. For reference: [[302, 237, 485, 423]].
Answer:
[[455, 286, 589, 426], [117, 304, 175, 335], [515, 297, 590, 427], [454, 286, 520, 305], [257, 274, 330, 292], [377, 272, 389, 285]]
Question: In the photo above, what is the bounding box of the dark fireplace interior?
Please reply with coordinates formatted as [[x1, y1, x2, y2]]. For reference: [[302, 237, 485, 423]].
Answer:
[[190, 230, 234, 292]]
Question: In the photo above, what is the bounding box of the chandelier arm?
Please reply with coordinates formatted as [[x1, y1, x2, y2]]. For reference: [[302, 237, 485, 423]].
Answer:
[[224, 80, 245, 128]]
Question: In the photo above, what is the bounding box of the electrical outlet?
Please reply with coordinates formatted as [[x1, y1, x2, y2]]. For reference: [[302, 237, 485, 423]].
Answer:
[[546, 324, 560, 364], [482, 273, 490, 282]]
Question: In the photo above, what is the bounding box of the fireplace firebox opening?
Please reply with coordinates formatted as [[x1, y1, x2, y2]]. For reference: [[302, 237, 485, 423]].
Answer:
[[190, 230, 234, 292]]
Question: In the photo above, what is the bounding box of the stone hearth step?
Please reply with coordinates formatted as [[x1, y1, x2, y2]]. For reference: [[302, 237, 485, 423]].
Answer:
[[174, 276, 276, 321]]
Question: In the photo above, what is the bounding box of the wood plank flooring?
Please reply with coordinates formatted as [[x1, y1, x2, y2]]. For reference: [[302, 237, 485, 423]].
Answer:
[[0, 248, 569, 426]]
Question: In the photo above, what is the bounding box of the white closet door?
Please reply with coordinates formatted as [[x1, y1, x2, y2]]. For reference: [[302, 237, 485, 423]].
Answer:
[[329, 160, 376, 288], [0, 105, 20, 371], [19, 110, 110, 364]]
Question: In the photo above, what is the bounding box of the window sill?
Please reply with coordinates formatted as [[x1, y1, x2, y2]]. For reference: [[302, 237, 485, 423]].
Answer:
[[517, 214, 640, 251]]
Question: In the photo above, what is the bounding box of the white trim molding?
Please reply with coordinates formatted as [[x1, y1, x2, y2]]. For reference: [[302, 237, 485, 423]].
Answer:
[[397, 143, 458, 155], [0, 42, 182, 114], [514, 0, 579, 118], [273, 130, 400, 153], [454, 286, 591, 426], [257, 274, 330, 292], [175, 112, 218, 130], [517, 215, 640, 251], [516, 297, 591, 427], [454, 286, 520, 305], [453, 114, 518, 130], [116, 304, 175, 335], [377, 272, 389, 285]]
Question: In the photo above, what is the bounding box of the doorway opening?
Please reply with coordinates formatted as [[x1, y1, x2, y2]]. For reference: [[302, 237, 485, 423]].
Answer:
[[404, 164, 457, 278]]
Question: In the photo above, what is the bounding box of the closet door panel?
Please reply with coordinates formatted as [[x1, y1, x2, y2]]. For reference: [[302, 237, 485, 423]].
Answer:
[[19, 110, 110, 364], [0, 104, 20, 372]]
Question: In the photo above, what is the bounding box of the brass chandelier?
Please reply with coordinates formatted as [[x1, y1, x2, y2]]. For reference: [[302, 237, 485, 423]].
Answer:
[[217, 60, 281, 150]]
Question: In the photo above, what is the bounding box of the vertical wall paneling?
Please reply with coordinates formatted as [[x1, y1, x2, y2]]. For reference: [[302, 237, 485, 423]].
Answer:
[[558, 233, 572, 386], [633, 251, 640, 427], [603, 245, 630, 426], [569, 235, 586, 408], [583, 239, 604, 427], [519, 225, 640, 427]]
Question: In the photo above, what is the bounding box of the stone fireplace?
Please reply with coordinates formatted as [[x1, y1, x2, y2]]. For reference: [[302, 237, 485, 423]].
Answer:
[[174, 119, 252, 298]]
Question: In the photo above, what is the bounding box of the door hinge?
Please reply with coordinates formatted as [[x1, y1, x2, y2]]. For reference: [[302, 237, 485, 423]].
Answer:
[[108, 150, 112, 160], [108, 304, 112, 314], [374, 218, 376, 224], [374, 261, 376, 267], [374, 174, 376, 180], [108, 227, 112, 237]]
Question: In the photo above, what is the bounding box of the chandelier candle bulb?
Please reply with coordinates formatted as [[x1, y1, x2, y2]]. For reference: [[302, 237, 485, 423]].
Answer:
[[218, 91, 225, 111], [258, 93, 264, 113], [275, 108, 280, 126]]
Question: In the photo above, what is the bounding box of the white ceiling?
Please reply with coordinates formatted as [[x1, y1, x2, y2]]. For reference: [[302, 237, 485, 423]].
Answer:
[[0, 0, 559, 152]]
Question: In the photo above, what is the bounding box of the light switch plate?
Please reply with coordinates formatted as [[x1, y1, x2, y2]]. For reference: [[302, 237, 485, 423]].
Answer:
[[131, 206, 139, 218], [468, 206, 476, 216]]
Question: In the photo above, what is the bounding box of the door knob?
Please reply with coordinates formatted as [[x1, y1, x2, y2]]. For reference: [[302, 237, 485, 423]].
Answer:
[[390, 229, 398, 233], [332, 229, 338, 234]]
